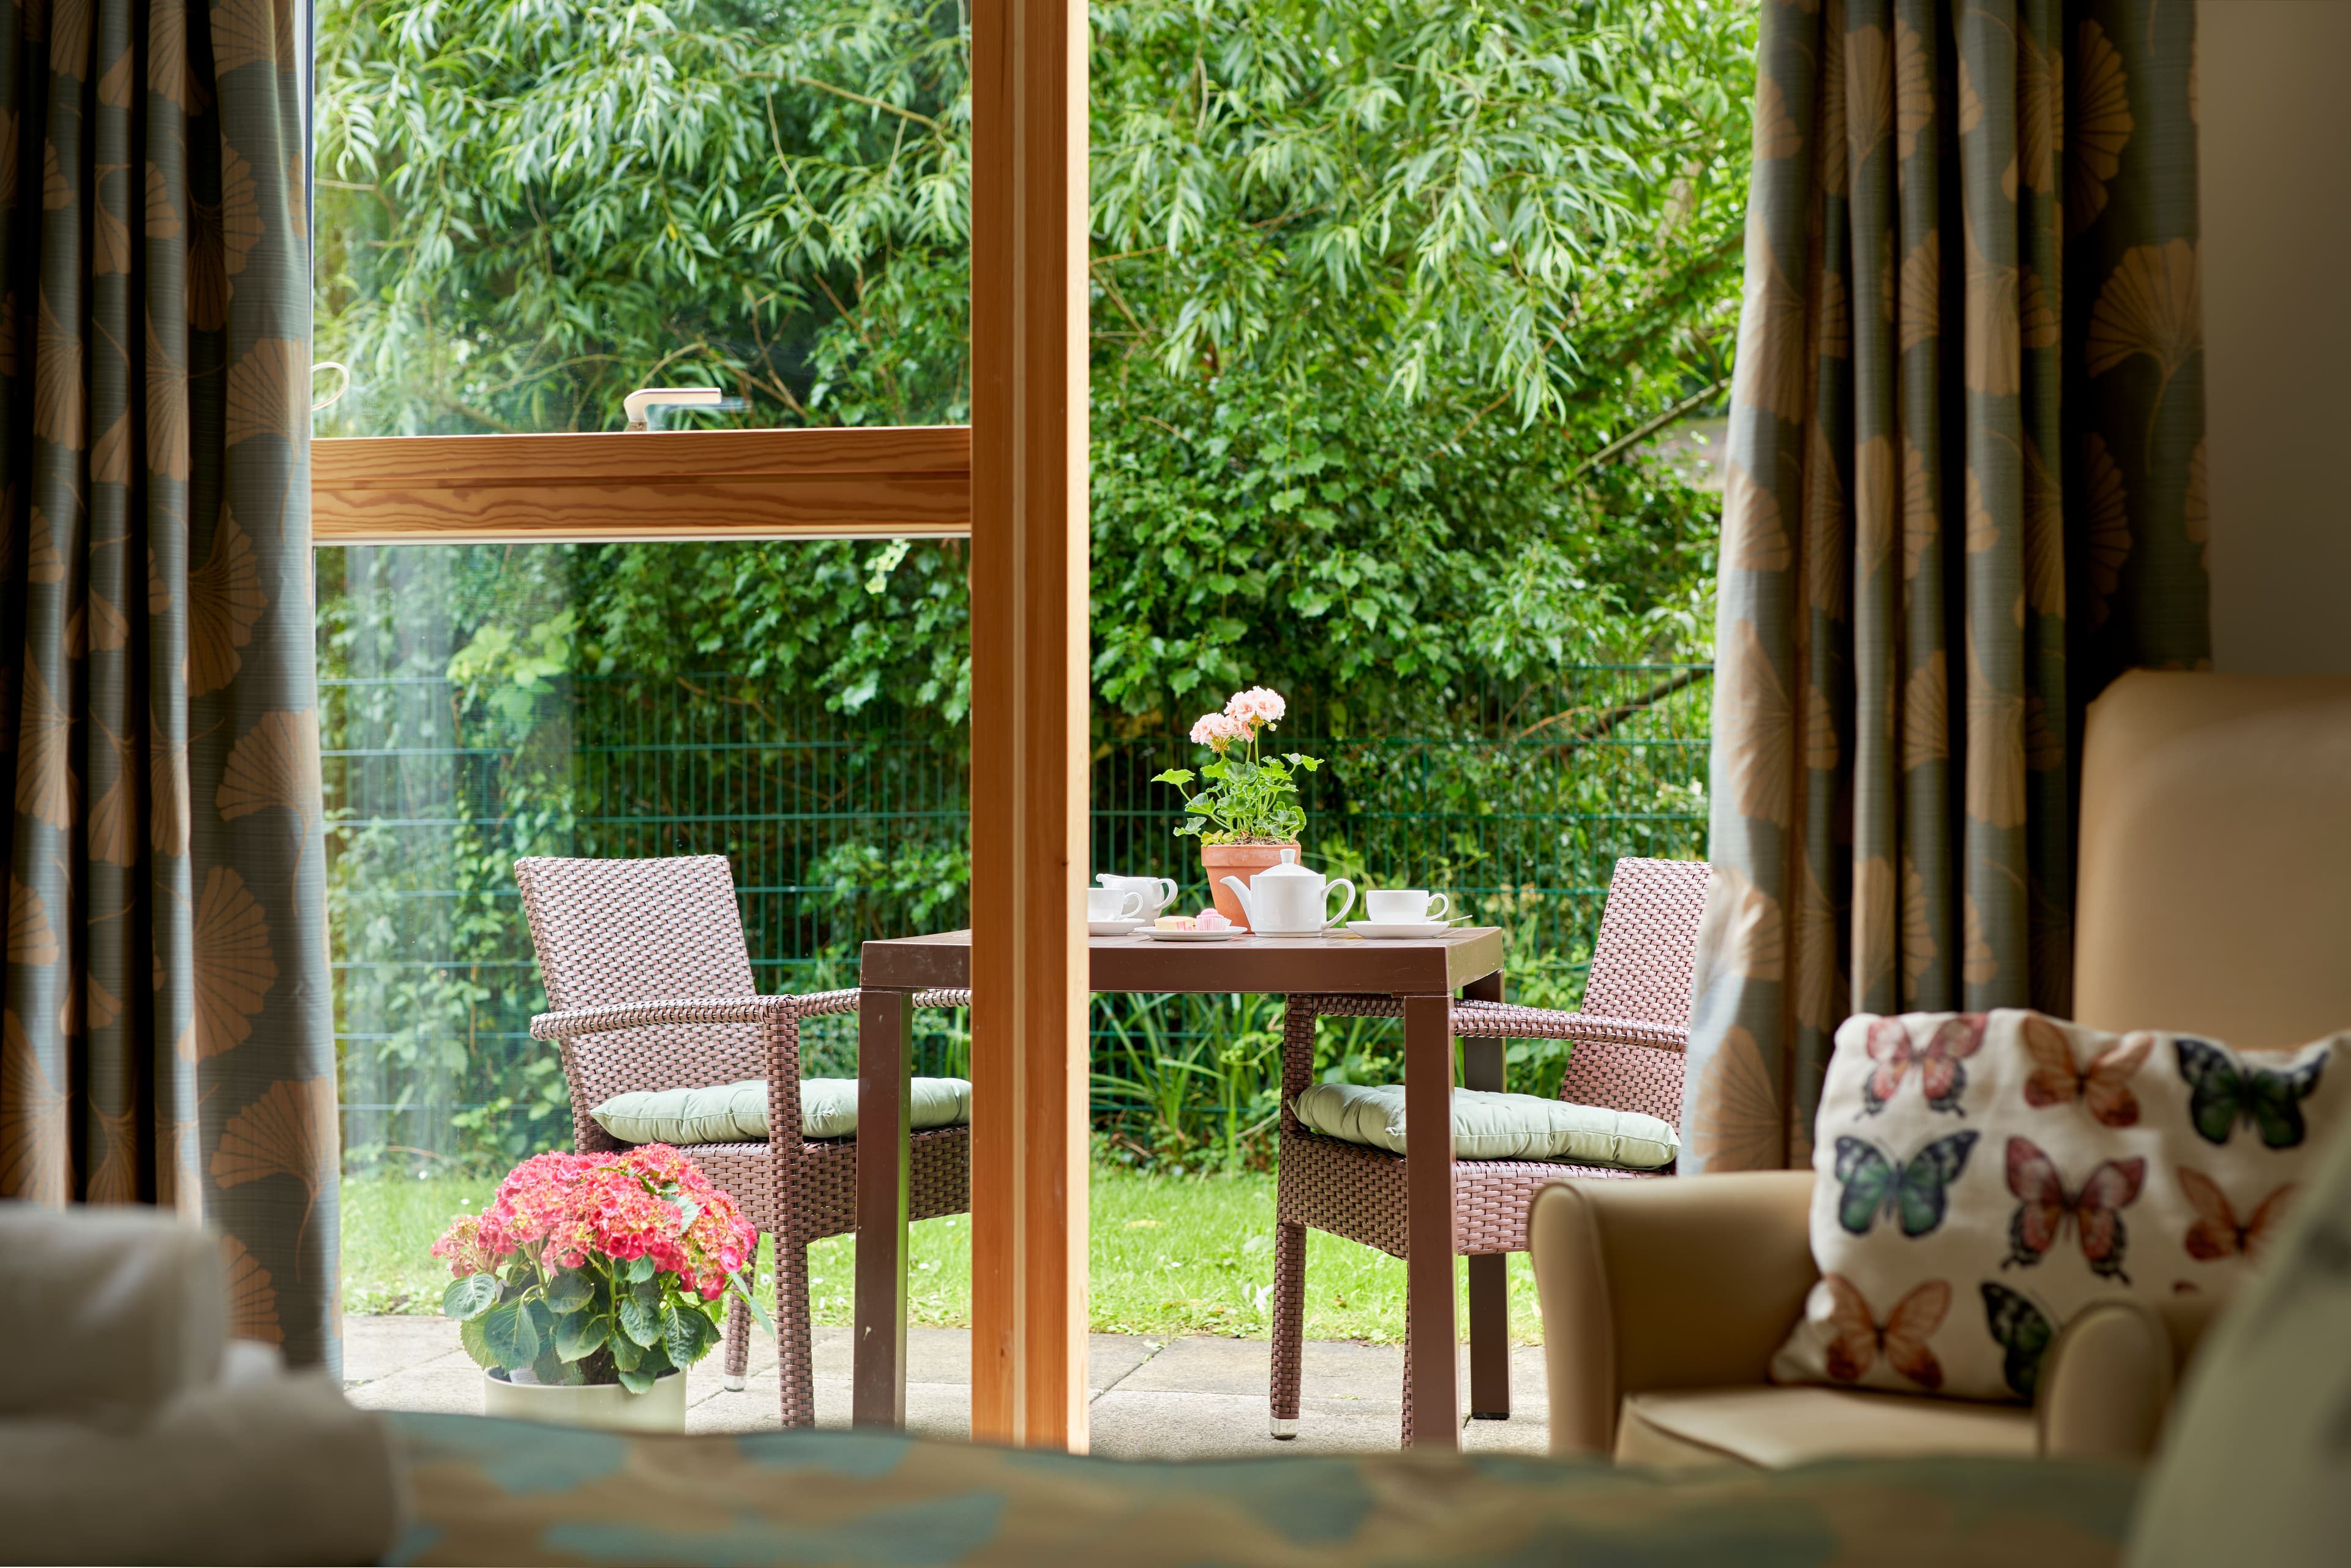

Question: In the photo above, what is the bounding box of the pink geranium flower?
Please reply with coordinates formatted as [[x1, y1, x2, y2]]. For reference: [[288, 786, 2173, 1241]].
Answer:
[[1224, 686, 1286, 726], [1188, 711, 1248, 748], [1153, 678, 1319, 847]]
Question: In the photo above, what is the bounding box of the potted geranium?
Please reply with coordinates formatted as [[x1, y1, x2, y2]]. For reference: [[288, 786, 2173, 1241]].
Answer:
[[432, 1144, 768, 1432], [1152, 686, 1324, 927]]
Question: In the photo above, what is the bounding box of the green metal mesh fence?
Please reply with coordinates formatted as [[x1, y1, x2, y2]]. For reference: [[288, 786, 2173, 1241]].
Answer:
[[325, 667, 1710, 1174]]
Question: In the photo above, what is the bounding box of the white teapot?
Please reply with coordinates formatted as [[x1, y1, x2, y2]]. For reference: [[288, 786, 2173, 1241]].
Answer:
[[1221, 858, 1355, 935]]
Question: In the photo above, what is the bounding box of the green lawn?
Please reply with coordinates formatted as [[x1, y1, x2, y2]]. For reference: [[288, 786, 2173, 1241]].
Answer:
[[345, 1163, 1543, 1345]]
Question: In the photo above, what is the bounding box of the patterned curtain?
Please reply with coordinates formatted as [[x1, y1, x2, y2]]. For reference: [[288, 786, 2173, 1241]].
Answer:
[[0, 0, 334, 1367], [1681, 0, 2208, 1174]]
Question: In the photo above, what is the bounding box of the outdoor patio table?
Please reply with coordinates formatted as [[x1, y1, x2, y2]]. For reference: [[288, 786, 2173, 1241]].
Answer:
[[853, 926, 1509, 1450]]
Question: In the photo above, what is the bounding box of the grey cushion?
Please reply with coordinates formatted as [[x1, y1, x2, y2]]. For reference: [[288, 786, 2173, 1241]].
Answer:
[[1292, 1081, 1678, 1169], [591, 1077, 973, 1144]]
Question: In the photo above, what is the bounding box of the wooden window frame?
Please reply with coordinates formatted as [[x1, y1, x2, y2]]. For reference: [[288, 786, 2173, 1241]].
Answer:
[[312, 0, 1089, 1452], [312, 426, 972, 543]]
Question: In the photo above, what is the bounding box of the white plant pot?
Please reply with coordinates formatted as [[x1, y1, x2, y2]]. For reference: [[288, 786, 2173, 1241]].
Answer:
[[480, 1367, 688, 1433]]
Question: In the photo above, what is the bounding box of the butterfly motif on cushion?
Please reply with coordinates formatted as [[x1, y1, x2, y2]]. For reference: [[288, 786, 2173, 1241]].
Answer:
[[1979, 1282, 2058, 1401], [2003, 1136, 2145, 1282], [1820, 1274, 1951, 1391], [1862, 1015, 1986, 1117], [2178, 1167, 2298, 1262], [1834, 1131, 1980, 1239], [2175, 1037, 2327, 1149], [2019, 1015, 2152, 1128]]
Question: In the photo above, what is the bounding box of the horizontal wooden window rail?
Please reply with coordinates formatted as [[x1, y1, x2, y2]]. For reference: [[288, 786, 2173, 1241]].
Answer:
[[312, 426, 972, 544]]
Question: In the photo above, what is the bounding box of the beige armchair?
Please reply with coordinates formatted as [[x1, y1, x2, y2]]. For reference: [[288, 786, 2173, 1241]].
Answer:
[[1529, 672, 2351, 1468]]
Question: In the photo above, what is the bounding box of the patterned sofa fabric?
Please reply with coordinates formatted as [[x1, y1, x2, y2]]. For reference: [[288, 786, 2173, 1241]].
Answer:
[[385, 1412, 2139, 1567]]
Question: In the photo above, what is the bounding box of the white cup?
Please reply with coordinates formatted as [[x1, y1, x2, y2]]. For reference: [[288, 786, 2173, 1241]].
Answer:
[[1087, 887, 1146, 922], [1095, 873, 1179, 919], [1366, 890, 1449, 925]]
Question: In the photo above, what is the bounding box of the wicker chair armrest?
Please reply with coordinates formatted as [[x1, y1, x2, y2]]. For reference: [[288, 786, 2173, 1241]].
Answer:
[[1449, 1002, 1687, 1052], [1283, 994, 1685, 1052], [533, 988, 972, 1155], [530, 990, 861, 1041], [532, 988, 971, 1044], [531, 993, 842, 1152]]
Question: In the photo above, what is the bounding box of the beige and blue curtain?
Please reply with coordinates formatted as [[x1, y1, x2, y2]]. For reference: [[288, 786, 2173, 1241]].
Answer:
[[1682, 0, 2208, 1172], [0, 0, 333, 1365]]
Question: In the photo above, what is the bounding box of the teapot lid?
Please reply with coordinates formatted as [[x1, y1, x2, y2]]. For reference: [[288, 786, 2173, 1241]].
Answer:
[[1254, 860, 1318, 879]]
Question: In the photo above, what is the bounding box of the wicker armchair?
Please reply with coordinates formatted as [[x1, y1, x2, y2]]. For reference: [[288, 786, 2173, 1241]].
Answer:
[[1270, 855, 1710, 1442], [513, 854, 972, 1428]]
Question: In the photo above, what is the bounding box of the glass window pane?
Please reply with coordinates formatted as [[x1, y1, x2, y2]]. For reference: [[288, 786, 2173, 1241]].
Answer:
[[320, 541, 973, 1171], [321, 540, 1712, 1176], [313, 0, 970, 436]]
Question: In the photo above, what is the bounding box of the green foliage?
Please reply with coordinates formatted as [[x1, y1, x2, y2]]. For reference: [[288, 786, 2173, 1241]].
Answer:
[[556, 1310, 610, 1362], [1086, 374, 1726, 727], [317, 0, 1750, 732], [1092, 994, 1286, 1174], [1087, 0, 1751, 425], [442, 1272, 501, 1320], [478, 1297, 542, 1367], [317, 0, 974, 433]]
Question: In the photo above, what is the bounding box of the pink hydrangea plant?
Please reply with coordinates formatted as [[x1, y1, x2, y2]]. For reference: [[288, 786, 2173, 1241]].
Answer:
[[431, 1145, 767, 1390]]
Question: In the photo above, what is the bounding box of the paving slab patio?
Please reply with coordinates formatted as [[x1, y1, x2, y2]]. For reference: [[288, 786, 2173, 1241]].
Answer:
[[343, 1315, 1550, 1457]]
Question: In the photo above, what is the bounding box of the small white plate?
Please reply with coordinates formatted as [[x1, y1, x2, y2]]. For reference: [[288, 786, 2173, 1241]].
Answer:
[[1345, 921, 1453, 940], [1088, 918, 1147, 937], [1140, 927, 1239, 942]]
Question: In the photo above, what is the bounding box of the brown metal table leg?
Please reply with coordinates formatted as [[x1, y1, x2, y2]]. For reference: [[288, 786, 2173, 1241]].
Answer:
[[1459, 1032, 1510, 1422], [1402, 992, 1459, 1449], [1465, 1255, 1510, 1420], [854, 986, 914, 1428]]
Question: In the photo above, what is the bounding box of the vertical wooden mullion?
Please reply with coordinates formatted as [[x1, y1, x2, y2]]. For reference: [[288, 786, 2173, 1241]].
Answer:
[[969, 0, 1090, 1451]]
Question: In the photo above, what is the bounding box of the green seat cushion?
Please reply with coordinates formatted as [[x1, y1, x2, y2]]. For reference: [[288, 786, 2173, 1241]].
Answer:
[[591, 1077, 972, 1145], [1292, 1082, 1677, 1169]]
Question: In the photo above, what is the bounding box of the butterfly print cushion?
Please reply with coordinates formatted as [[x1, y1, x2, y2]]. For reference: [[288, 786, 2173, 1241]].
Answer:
[[1770, 1009, 2342, 1403]]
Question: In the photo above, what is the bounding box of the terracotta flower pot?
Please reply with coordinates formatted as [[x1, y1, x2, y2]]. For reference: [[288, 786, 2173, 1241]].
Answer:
[[1201, 841, 1302, 930]]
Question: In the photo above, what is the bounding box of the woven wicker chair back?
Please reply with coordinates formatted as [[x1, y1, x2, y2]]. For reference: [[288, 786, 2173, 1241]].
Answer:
[[514, 855, 766, 1103], [1575, 857, 1712, 1029]]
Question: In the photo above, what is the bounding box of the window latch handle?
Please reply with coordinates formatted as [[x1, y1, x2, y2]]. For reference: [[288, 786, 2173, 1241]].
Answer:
[[623, 386, 732, 432]]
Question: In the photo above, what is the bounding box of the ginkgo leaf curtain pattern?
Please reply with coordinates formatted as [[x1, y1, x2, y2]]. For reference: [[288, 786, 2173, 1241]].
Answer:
[[1681, 0, 2208, 1174], [0, 0, 333, 1366]]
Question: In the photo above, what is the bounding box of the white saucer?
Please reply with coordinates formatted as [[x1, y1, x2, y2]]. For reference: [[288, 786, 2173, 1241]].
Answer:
[[1140, 927, 1239, 942], [1346, 921, 1453, 939], [1088, 918, 1147, 937]]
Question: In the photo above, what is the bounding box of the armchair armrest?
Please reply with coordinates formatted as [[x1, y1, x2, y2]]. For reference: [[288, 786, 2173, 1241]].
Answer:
[[1529, 1171, 1818, 1455], [2038, 1291, 2222, 1461]]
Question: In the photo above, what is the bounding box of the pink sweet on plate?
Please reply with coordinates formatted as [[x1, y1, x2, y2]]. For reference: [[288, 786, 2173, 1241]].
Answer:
[[1196, 909, 1232, 929]]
